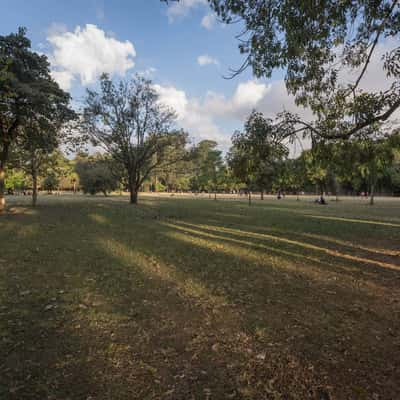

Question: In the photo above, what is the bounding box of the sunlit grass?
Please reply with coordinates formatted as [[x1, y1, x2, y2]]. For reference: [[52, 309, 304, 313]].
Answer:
[[173, 221, 400, 272], [1, 194, 399, 399], [307, 213, 400, 227]]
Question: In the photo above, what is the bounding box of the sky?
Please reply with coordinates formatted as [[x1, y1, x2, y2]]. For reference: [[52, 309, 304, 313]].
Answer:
[[0, 0, 394, 152]]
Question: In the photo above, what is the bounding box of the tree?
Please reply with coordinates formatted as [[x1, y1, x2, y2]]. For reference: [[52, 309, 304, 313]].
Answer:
[[0, 28, 73, 212], [203, 144, 224, 200], [302, 148, 330, 201], [339, 131, 400, 204], [388, 149, 400, 195], [208, 1, 400, 141], [150, 137, 191, 192], [42, 172, 59, 194], [75, 155, 120, 196], [83, 74, 187, 204], [16, 123, 60, 205], [282, 157, 307, 200], [4, 169, 26, 193], [189, 140, 225, 198], [228, 111, 289, 204]]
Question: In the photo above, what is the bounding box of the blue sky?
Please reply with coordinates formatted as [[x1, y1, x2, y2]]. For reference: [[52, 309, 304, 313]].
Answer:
[[0, 0, 392, 151], [0, 0, 308, 149]]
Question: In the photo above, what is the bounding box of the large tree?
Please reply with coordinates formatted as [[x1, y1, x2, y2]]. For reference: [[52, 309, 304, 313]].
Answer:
[[0, 28, 73, 212], [228, 111, 289, 204], [83, 74, 187, 204], [208, 1, 400, 141]]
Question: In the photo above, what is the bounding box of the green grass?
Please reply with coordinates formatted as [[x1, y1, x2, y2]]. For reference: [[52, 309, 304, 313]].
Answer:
[[1, 194, 399, 399]]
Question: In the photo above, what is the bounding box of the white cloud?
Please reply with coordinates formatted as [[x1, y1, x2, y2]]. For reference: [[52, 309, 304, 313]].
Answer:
[[50, 70, 75, 91], [47, 24, 136, 90], [201, 13, 216, 30], [166, 0, 207, 22], [153, 84, 188, 118], [232, 80, 270, 110], [152, 77, 320, 154], [200, 80, 272, 121], [137, 67, 157, 78], [197, 54, 219, 66], [154, 83, 231, 147], [154, 79, 282, 149], [152, 38, 398, 154]]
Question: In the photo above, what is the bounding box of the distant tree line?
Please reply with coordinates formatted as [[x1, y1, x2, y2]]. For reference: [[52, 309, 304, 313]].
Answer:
[[5, 113, 400, 206]]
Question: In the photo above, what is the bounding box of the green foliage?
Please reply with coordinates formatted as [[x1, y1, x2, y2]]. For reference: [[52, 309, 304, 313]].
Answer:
[[5, 169, 26, 191], [228, 111, 289, 191], [209, 1, 400, 141], [388, 150, 400, 194], [151, 137, 191, 192], [188, 140, 225, 192], [0, 28, 74, 209], [42, 172, 59, 192], [75, 155, 120, 196], [338, 132, 400, 201], [82, 73, 187, 203]]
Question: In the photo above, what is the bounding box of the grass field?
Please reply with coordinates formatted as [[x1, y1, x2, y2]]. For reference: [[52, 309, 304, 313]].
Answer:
[[1, 194, 399, 400]]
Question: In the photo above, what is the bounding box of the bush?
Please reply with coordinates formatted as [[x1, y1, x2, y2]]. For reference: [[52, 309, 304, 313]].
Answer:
[[75, 158, 119, 196]]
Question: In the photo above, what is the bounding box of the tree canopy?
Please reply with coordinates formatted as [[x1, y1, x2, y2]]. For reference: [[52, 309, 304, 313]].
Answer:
[[0, 27, 74, 211], [228, 110, 289, 202], [208, 0, 400, 141], [82, 74, 187, 204], [75, 154, 120, 196]]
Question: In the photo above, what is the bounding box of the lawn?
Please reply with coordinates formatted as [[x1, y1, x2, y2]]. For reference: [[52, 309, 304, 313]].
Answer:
[[1, 194, 399, 400]]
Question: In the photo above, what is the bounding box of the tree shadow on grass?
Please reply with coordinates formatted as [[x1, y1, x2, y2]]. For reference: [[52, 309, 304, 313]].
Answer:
[[2, 200, 293, 399], [1, 197, 399, 400], [91, 201, 400, 399]]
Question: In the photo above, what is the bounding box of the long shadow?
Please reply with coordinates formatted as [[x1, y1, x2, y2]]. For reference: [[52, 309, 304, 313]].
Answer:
[[168, 220, 400, 277], [159, 221, 399, 307], [1, 196, 400, 400], [2, 199, 286, 399], [90, 200, 400, 399], [188, 199, 400, 254]]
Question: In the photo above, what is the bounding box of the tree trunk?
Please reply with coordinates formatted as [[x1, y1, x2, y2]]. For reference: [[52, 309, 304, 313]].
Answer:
[[130, 184, 138, 204], [32, 170, 38, 207], [334, 178, 339, 201], [248, 190, 252, 206], [214, 191, 217, 201], [369, 182, 375, 205], [261, 190, 264, 200], [0, 166, 5, 213], [296, 192, 300, 201], [320, 183, 325, 202], [128, 170, 139, 204]]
